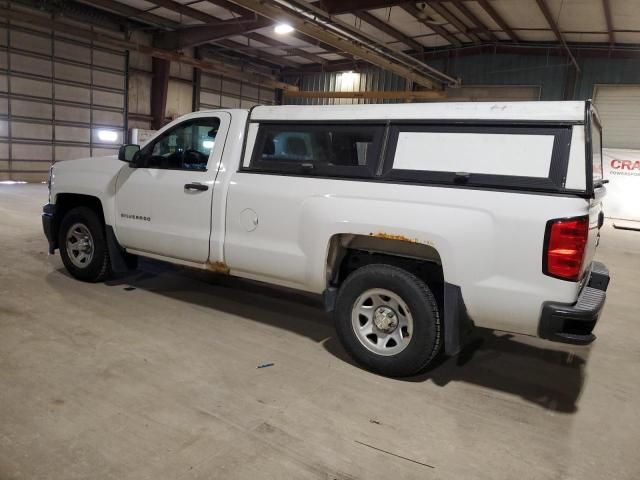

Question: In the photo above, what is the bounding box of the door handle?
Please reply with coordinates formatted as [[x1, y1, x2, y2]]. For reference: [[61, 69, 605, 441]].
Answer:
[[184, 182, 208, 191]]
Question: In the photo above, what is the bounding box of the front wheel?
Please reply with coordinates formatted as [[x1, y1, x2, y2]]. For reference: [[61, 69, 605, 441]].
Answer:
[[334, 264, 441, 377], [58, 206, 111, 282]]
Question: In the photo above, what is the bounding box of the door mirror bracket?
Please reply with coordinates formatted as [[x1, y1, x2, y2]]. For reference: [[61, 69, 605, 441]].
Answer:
[[118, 144, 141, 166]]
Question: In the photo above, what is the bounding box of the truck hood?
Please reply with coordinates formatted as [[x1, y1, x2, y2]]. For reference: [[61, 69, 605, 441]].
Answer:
[[51, 155, 126, 201], [53, 154, 121, 174]]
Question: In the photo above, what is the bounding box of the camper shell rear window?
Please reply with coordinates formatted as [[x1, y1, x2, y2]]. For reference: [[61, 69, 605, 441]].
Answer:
[[382, 124, 573, 192]]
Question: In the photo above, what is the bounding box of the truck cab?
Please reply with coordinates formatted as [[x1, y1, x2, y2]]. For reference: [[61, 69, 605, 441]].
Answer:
[[42, 101, 610, 377]]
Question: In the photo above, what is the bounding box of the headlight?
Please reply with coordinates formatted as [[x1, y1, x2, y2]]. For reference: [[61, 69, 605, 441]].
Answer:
[[48, 165, 54, 202]]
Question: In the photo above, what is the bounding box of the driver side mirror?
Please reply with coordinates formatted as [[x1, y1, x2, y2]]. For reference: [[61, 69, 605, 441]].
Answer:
[[118, 144, 140, 165]]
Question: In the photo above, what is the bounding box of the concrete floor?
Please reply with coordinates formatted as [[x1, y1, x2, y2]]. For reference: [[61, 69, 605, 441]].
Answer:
[[1, 183, 639, 480]]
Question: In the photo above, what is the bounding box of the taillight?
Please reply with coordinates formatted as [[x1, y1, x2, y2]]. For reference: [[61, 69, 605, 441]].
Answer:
[[543, 216, 589, 281]]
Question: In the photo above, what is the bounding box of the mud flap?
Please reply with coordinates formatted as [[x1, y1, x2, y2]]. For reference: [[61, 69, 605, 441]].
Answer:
[[105, 225, 130, 274]]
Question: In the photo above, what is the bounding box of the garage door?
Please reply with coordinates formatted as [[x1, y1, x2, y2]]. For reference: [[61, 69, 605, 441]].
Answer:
[[444, 85, 541, 102], [593, 85, 640, 149], [199, 73, 275, 110], [0, 22, 126, 182]]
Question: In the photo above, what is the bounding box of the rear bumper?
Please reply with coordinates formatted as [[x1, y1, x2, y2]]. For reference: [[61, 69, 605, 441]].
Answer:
[[539, 261, 610, 345], [42, 203, 57, 254]]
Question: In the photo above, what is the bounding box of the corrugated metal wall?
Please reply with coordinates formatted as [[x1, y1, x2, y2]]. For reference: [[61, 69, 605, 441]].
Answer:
[[287, 52, 640, 104], [0, 11, 126, 182], [575, 57, 640, 100], [445, 53, 569, 100], [284, 69, 408, 105]]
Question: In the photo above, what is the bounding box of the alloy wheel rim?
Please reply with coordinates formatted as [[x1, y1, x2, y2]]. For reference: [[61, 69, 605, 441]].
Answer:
[[66, 223, 94, 268], [351, 288, 413, 356]]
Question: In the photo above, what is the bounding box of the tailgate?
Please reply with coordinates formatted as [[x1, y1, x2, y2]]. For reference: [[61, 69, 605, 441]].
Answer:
[[583, 186, 606, 272], [583, 101, 606, 273]]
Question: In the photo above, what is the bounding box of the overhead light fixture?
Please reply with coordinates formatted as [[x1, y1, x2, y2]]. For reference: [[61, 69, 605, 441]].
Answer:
[[97, 129, 118, 142], [274, 23, 294, 35], [202, 140, 214, 149]]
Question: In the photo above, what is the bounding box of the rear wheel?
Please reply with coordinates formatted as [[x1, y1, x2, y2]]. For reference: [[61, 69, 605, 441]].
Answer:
[[334, 264, 441, 377], [58, 206, 111, 282]]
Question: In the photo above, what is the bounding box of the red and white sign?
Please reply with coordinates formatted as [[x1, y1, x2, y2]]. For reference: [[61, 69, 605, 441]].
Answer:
[[603, 148, 640, 223]]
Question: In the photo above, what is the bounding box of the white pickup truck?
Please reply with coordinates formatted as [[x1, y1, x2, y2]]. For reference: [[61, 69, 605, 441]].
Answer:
[[43, 101, 610, 377]]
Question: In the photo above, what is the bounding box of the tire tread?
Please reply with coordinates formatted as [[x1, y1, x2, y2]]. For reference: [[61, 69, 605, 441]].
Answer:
[[335, 263, 442, 377]]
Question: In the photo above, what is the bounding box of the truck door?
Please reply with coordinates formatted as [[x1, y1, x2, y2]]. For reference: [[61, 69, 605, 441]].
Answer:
[[115, 112, 230, 263]]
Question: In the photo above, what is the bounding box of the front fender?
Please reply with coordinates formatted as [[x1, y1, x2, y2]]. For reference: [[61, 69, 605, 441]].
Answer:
[[51, 155, 125, 226]]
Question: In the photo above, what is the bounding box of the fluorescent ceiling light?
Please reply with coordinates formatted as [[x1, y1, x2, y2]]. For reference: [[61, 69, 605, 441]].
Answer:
[[202, 140, 214, 149], [274, 23, 294, 35], [97, 129, 118, 142]]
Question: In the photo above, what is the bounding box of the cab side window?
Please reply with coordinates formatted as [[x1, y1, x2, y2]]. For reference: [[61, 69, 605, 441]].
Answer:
[[249, 123, 384, 178], [138, 118, 220, 171]]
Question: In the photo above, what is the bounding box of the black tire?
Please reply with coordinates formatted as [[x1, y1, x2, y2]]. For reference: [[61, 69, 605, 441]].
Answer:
[[58, 206, 111, 282], [334, 264, 441, 377]]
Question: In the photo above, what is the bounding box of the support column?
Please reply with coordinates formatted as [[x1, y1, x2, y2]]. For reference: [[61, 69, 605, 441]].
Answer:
[[151, 57, 170, 130]]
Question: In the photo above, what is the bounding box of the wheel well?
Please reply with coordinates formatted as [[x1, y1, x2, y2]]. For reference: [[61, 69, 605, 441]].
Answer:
[[52, 194, 105, 248], [327, 234, 445, 309], [323, 233, 469, 356]]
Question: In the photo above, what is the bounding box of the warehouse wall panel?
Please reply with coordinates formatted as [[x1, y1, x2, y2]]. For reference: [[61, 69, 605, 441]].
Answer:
[[10, 53, 52, 77], [12, 122, 52, 140], [0, 17, 127, 181], [593, 85, 640, 149], [11, 77, 51, 97], [199, 72, 274, 111], [55, 104, 91, 123], [11, 99, 52, 119], [54, 40, 91, 63], [166, 80, 193, 119]]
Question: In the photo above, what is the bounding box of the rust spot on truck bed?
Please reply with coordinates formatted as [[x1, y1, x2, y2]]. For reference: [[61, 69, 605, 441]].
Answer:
[[369, 232, 420, 243], [206, 261, 230, 275]]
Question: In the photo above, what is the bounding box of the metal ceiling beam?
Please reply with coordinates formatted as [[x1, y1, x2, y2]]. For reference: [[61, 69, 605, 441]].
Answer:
[[154, 17, 272, 49], [401, 3, 462, 46], [223, 0, 446, 88], [286, 42, 640, 74], [76, 0, 176, 29], [602, 0, 615, 47], [283, 89, 446, 100], [534, 0, 580, 71], [445, 0, 498, 42], [476, 0, 520, 43], [426, 1, 481, 44], [145, 0, 214, 24], [244, 33, 329, 64], [0, 8, 297, 91], [307, 1, 424, 57], [317, 0, 402, 14], [354, 10, 425, 54], [212, 40, 302, 68], [146, 0, 328, 63], [205, 0, 353, 59], [81, 0, 295, 68]]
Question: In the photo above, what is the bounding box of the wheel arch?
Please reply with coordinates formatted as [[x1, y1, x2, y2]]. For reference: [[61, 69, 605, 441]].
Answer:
[[51, 193, 130, 274], [50, 194, 105, 250], [324, 233, 471, 357], [325, 233, 444, 287]]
